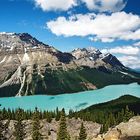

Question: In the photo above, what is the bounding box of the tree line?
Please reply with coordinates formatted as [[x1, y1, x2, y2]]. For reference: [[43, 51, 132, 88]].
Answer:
[[0, 105, 137, 140], [0, 107, 87, 140]]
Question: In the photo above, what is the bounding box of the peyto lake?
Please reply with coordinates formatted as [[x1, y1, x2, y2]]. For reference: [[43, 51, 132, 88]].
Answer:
[[0, 83, 140, 113]]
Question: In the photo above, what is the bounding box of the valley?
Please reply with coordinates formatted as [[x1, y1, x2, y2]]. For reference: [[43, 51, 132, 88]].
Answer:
[[0, 32, 140, 140]]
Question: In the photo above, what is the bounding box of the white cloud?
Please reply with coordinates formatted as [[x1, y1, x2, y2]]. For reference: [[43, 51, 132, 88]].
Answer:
[[134, 41, 140, 47], [34, 0, 77, 11], [118, 55, 140, 69], [101, 45, 140, 69], [101, 46, 140, 55], [89, 36, 114, 42], [81, 0, 127, 12], [47, 12, 140, 42], [120, 29, 140, 41], [34, 0, 127, 12]]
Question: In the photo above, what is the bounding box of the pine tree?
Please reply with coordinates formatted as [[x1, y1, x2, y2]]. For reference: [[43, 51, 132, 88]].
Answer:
[[57, 108, 70, 140], [123, 105, 134, 122], [14, 109, 25, 140], [55, 107, 61, 121], [101, 120, 110, 133], [0, 111, 6, 140], [14, 120, 24, 140], [46, 112, 52, 123], [0, 121, 4, 140], [108, 113, 116, 126], [78, 122, 87, 140], [32, 108, 42, 140]]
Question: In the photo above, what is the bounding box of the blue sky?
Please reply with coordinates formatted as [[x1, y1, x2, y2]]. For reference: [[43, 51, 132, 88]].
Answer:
[[0, 0, 140, 69]]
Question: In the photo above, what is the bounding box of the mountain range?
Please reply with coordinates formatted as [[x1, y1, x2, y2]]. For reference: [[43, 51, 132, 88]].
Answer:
[[0, 32, 140, 97]]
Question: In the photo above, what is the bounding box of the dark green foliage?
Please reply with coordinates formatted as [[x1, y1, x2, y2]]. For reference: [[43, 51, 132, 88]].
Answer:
[[78, 123, 87, 140], [72, 95, 140, 133], [0, 84, 21, 97], [0, 66, 140, 97], [14, 120, 24, 140], [57, 109, 70, 140], [55, 107, 61, 121], [0, 107, 64, 139], [14, 109, 25, 140], [0, 114, 9, 140], [43, 67, 140, 95], [0, 121, 4, 140], [0, 95, 139, 137], [123, 105, 134, 122], [32, 108, 42, 140], [0, 108, 60, 121]]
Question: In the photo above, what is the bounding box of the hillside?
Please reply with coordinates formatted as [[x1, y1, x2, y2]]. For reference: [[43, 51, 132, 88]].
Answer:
[[80, 95, 140, 114], [0, 32, 140, 97], [0, 95, 140, 140]]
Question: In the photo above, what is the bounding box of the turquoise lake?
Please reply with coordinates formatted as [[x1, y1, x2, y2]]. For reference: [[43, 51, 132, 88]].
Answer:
[[0, 83, 140, 112]]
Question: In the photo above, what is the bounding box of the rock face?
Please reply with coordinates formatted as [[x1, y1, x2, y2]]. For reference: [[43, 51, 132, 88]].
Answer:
[[117, 116, 140, 138], [93, 116, 140, 140], [1, 116, 140, 140], [1, 118, 101, 140], [0, 32, 140, 97]]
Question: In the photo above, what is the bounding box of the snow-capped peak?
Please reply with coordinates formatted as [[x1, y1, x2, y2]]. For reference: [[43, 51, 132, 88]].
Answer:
[[0, 32, 15, 35]]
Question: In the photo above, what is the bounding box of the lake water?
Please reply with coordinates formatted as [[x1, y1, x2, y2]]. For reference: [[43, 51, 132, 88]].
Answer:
[[0, 83, 140, 113]]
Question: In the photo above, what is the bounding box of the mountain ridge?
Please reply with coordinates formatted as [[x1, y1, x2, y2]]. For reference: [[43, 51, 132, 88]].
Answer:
[[0, 32, 140, 97]]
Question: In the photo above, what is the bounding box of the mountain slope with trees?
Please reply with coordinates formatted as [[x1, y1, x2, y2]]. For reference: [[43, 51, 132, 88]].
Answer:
[[0, 33, 140, 97]]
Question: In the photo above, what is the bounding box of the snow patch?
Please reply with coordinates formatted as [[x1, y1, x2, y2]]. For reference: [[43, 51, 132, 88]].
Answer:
[[0, 56, 6, 64], [119, 71, 138, 79], [119, 71, 128, 75], [0, 32, 15, 35]]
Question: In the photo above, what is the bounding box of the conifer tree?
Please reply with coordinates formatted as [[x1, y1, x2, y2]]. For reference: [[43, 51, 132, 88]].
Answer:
[[14, 120, 24, 140], [123, 105, 134, 122], [57, 108, 70, 140], [14, 109, 25, 140], [55, 107, 61, 121], [32, 108, 42, 140], [78, 122, 87, 140], [0, 121, 4, 140], [108, 113, 116, 126], [0, 111, 7, 140]]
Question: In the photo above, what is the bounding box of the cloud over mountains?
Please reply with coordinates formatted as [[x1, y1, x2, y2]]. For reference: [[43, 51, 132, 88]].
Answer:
[[33, 0, 140, 69], [101, 45, 140, 69], [47, 12, 140, 42]]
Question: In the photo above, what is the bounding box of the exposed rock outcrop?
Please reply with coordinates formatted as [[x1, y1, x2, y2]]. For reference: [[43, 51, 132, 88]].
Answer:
[[92, 116, 140, 140], [1, 116, 140, 140], [1, 118, 101, 140]]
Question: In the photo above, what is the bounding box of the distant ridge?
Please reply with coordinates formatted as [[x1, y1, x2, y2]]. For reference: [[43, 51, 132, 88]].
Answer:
[[0, 32, 140, 97]]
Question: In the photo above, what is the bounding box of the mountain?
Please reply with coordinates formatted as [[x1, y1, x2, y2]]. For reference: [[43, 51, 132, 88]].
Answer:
[[71, 47, 124, 68], [0, 32, 140, 97]]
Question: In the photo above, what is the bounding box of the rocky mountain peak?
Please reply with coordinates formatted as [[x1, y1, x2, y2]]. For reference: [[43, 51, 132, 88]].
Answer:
[[102, 53, 124, 67], [0, 32, 139, 97], [18, 33, 46, 47], [0, 32, 51, 53], [71, 47, 124, 68], [0, 32, 15, 35], [71, 47, 102, 60]]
